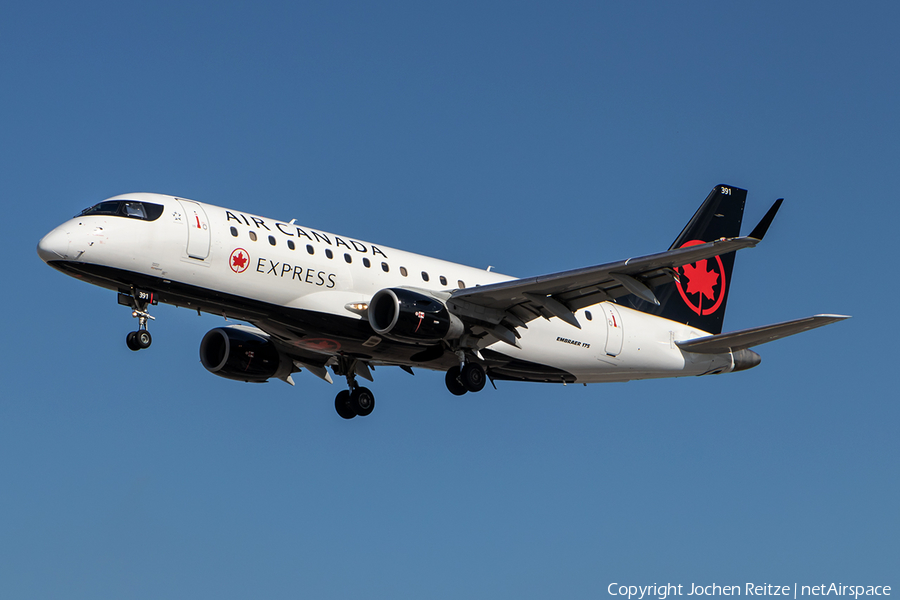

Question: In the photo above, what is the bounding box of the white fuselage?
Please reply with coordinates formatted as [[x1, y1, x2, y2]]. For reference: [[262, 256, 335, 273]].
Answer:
[[38, 193, 737, 383]]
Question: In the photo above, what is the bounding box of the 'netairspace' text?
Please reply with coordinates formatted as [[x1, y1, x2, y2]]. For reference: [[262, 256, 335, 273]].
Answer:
[[608, 584, 891, 600]]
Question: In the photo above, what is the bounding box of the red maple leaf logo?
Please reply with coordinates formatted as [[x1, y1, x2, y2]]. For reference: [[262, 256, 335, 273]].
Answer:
[[682, 259, 719, 301], [229, 248, 249, 273], [674, 240, 727, 316]]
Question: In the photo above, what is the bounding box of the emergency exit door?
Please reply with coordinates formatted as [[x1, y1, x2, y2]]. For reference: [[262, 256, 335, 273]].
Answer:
[[605, 304, 624, 356], [177, 200, 210, 260]]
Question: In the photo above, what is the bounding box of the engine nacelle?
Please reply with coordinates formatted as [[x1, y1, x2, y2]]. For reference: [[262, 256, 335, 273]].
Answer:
[[368, 288, 463, 345], [199, 326, 291, 383]]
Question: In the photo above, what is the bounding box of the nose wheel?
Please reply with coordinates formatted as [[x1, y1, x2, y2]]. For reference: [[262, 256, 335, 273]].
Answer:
[[126, 330, 152, 351], [119, 288, 156, 351]]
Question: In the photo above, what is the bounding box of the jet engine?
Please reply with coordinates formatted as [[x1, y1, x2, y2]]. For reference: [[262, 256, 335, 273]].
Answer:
[[368, 288, 463, 345], [199, 326, 292, 383]]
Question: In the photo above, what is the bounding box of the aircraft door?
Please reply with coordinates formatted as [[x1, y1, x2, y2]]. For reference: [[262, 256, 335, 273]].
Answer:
[[604, 304, 623, 356], [177, 200, 211, 260]]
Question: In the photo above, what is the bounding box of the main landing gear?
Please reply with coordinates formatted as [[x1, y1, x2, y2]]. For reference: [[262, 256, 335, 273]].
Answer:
[[119, 288, 156, 352], [445, 360, 487, 396], [334, 387, 375, 420], [333, 356, 376, 419]]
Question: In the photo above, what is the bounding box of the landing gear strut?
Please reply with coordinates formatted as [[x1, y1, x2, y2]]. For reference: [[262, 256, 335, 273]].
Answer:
[[119, 288, 156, 352], [333, 356, 376, 419]]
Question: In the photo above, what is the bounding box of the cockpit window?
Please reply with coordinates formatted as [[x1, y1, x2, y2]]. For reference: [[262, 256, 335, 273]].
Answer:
[[123, 202, 146, 218], [80, 201, 120, 216], [78, 200, 164, 221]]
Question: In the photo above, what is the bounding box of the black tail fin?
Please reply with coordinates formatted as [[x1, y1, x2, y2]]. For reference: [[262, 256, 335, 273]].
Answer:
[[625, 184, 747, 335]]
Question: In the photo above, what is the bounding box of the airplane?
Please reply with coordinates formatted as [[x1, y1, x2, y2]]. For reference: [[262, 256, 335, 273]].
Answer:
[[37, 184, 848, 419]]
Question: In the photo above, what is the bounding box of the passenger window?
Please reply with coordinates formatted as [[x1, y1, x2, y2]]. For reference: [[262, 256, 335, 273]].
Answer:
[[344, 253, 352, 263], [458, 280, 466, 289], [585, 311, 592, 321], [325, 249, 333, 259], [287, 240, 295, 250], [230, 227, 238, 237], [400, 267, 408, 277], [249, 231, 258, 242], [381, 262, 389, 272], [440, 276, 447, 286], [363, 258, 371, 268], [268, 235, 276, 246], [307, 245, 314, 255], [421, 272, 429, 282]]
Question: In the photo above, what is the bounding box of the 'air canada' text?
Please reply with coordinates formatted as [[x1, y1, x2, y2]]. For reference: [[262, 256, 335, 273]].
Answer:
[[225, 211, 388, 258]]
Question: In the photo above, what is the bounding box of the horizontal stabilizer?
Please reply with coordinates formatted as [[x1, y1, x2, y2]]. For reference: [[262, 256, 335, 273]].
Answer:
[[676, 314, 850, 354]]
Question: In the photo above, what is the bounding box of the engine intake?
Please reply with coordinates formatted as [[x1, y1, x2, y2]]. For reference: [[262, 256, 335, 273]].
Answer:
[[368, 288, 463, 345], [199, 327, 290, 383]]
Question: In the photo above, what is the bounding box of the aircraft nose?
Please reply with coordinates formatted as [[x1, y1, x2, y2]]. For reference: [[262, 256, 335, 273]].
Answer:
[[37, 226, 70, 263]]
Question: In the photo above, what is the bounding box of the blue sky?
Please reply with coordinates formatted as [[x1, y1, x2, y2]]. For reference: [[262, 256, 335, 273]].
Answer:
[[2, 2, 897, 598]]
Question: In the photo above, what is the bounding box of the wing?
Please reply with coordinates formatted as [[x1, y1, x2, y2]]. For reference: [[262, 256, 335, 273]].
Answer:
[[446, 235, 760, 346]]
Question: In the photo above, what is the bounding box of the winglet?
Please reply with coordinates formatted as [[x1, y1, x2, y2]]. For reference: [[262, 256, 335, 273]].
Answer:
[[749, 198, 783, 241]]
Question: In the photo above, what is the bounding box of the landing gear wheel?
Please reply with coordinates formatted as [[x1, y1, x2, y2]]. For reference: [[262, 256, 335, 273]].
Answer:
[[351, 387, 375, 417], [135, 330, 152, 349], [335, 390, 356, 419], [126, 331, 140, 351], [461, 363, 486, 393], [445, 366, 468, 396]]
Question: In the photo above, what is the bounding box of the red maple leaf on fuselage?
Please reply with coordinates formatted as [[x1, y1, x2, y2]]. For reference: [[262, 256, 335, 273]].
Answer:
[[232, 252, 248, 270], [682, 259, 719, 301]]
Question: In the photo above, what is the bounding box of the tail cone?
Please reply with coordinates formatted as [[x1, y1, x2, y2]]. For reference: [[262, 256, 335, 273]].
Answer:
[[732, 349, 761, 372]]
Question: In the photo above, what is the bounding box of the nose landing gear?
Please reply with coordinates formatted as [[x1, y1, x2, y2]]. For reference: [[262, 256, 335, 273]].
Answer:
[[126, 329, 152, 351], [119, 288, 156, 352]]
